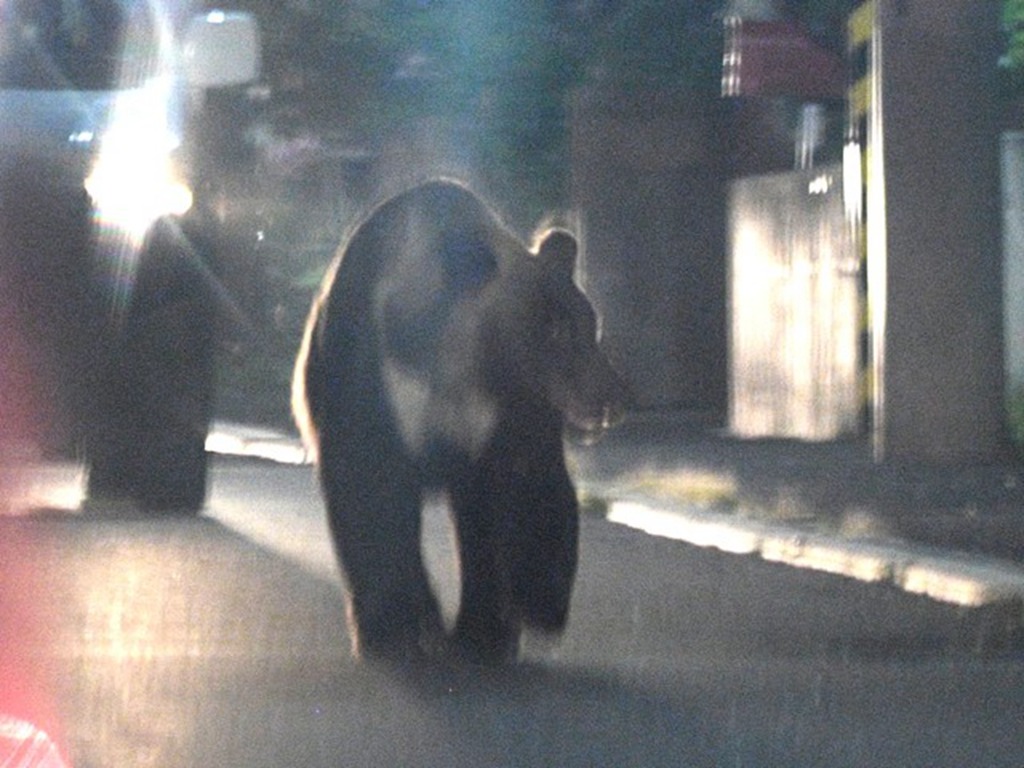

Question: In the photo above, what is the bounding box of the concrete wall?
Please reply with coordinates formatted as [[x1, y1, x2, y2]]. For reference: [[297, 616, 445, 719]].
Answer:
[[871, 0, 1007, 462], [1002, 131, 1024, 393], [571, 88, 728, 415]]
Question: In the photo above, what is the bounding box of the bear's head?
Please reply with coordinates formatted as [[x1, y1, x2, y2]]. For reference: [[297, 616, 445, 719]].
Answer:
[[476, 227, 628, 441], [372, 181, 628, 458]]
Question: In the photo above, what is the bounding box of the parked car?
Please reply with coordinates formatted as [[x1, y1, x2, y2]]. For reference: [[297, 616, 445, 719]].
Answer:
[[0, 0, 260, 511]]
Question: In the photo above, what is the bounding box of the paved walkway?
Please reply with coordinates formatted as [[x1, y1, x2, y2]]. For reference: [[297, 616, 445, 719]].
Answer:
[[566, 412, 1024, 609]]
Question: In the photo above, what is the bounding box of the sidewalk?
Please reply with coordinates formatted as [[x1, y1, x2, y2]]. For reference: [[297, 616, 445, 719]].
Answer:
[[567, 412, 1024, 609]]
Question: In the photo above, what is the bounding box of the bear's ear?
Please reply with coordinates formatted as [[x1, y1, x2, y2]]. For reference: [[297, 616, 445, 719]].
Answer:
[[536, 229, 577, 280]]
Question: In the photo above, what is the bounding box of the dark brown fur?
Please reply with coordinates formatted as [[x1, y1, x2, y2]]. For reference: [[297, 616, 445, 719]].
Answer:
[[294, 179, 625, 663]]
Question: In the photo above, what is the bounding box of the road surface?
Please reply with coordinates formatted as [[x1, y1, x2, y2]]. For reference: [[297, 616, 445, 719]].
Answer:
[[1, 459, 1022, 767]]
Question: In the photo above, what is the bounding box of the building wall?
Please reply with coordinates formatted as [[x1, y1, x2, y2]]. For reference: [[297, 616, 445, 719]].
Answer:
[[571, 87, 728, 415], [873, 0, 1007, 462], [1002, 132, 1024, 395]]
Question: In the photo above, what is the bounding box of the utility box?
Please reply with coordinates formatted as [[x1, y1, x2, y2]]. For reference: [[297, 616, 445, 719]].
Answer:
[[728, 162, 861, 440]]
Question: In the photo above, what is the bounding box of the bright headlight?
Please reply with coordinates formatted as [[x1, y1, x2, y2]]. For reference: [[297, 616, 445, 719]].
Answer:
[[85, 77, 191, 239], [85, 159, 192, 227]]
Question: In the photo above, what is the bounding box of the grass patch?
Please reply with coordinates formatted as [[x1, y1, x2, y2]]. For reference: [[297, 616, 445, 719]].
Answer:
[[620, 469, 739, 511]]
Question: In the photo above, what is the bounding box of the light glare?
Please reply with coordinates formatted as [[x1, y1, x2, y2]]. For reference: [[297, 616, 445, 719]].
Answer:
[[85, 79, 190, 241]]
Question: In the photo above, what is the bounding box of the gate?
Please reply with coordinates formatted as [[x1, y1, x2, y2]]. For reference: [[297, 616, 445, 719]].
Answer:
[[728, 162, 861, 440]]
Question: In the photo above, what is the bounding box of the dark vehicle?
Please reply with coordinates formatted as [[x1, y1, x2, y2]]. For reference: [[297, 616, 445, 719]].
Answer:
[[0, 0, 260, 511]]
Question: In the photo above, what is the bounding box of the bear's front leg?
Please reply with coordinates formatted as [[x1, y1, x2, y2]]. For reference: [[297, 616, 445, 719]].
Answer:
[[448, 476, 521, 664], [318, 434, 444, 662], [503, 460, 579, 636]]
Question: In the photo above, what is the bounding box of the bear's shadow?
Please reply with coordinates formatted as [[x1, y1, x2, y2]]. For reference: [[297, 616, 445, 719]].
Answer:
[[379, 658, 718, 767]]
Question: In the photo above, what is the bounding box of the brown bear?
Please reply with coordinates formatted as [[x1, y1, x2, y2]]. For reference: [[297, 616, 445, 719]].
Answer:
[[293, 179, 626, 664]]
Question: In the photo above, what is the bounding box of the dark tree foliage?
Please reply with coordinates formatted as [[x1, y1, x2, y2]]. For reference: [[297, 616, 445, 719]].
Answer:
[[568, 0, 723, 92], [286, 0, 740, 214], [284, 0, 583, 216], [1003, 0, 1024, 97], [243, 0, 1016, 188]]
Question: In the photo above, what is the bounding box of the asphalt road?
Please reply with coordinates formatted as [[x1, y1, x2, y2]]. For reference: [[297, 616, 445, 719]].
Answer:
[[2, 459, 1023, 767]]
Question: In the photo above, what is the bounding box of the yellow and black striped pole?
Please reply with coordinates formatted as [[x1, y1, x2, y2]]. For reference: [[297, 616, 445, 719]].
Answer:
[[845, 0, 876, 436]]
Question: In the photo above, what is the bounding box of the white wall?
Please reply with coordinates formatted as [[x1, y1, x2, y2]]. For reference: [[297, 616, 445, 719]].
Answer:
[[1002, 131, 1024, 393]]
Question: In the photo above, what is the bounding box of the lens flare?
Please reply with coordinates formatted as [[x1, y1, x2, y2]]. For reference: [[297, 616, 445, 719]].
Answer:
[[85, 76, 191, 244], [84, 1, 182, 315]]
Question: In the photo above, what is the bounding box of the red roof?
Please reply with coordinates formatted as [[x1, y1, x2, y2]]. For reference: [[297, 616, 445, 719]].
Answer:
[[723, 18, 846, 100]]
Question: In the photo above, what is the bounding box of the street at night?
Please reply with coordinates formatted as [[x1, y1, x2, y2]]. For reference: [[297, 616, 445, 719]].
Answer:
[[3, 2, 1024, 766], [2, 457, 1022, 767]]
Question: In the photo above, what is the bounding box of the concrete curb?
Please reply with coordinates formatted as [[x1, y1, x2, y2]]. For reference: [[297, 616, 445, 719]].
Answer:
[[205, 421, 311, 465], [605, 497, 1024, 609]]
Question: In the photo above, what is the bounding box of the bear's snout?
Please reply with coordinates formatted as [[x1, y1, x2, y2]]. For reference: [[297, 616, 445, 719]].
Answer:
[[563, 362, 630, 444]]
